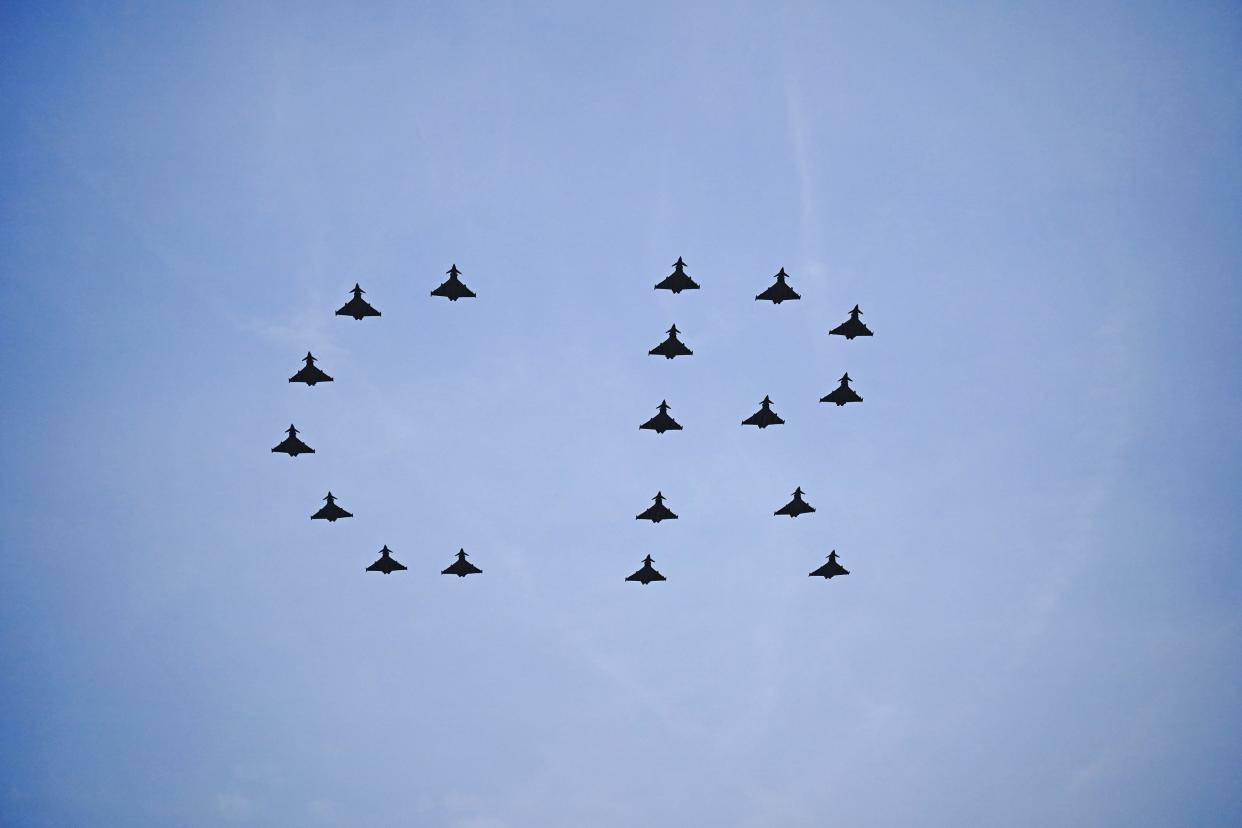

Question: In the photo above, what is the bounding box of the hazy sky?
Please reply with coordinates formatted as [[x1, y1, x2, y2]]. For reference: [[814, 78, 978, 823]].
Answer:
[[2, 2, 1240, 825]]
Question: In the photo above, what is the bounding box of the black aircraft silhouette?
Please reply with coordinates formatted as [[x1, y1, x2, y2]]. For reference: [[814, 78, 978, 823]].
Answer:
[[654, 256, 700, 294], [430, 264, 476, 301], [829, 305, 873, 339], [775, 487, 816, 518], [648, 324, 693, 359], [820, 373, 863, 406], [639, 400, 683, 434], [336, 284, 381, 320], [441, 548, 482, 578], [366, 545, 407, 574], [636, 492, 678, 523], [310, 491, 352, 522], [271, 424, 314, 456], [755, 268, 801, 304], [809, 550, 850, 579], [742, 395, 785, 428], [626, 555, 666, 585], [289, 352, 334, 386]]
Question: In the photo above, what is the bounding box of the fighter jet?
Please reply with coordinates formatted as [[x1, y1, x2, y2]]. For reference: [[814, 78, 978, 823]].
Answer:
[[648, 324, 693, 359], [430, 264, 476, 301], [310, 491, 352, 522], [820, 373, 863, 406], [636, 492, 678, 523], [829, 305, 873, 339], [625, 554, 666, 585], [639, 400, 683, 434], [271, 424, 314, 456], [755, 268, 801, 304], [288, 352, 334, 386], [366, 545, 407, 575], [336, 284, 381, 320], [774, 487, 816, 518], [441, 548, 482, 578], [654, 256, 700, 294], [742, 395, 785, 428], [808, 550, 850, 579]]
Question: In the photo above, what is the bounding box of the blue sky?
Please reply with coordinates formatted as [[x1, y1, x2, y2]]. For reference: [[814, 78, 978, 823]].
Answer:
[[1, 2, 1240, 825]]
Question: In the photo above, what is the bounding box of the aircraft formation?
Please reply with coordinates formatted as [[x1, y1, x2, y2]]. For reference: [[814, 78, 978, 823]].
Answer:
[[274, 259, 870, 584], [634, 258, 870, 583], [277, 266, 484, 579]]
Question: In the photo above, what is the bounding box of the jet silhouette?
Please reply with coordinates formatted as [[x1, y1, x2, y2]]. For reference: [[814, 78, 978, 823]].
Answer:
[[809, 550, 850, 579], [310, 491, 352, 522], [755, 268, 801, 304], [639, 400, 683, 434], [626, 554, 666, 585], [336, 284, 381, 320], [742, 395, 785, 428], [649, 324, 693, 359], [829, 305, 873, 339], [366, 545, 407, 574], [430, 264, 476, 301], [271, 424, 314, 456], [636, 491, 678, 523], [654, 256, 700, 293], [441, 548, 482, 578], [820, 373, 863, 406], [775, 487, 816, 518], [288, 352, 334, 386]]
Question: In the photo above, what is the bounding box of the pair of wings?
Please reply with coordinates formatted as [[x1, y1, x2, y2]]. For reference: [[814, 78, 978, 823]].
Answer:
[[431, 282, 476, 300], [272, 439, 314, 455], [755, 284, 801, 303], [442, 561, 483, 576], [336, 300, 381, 318], [640, 415, 682, 432], [311, 505, 352, 520], [743, 411, 784, 426]]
